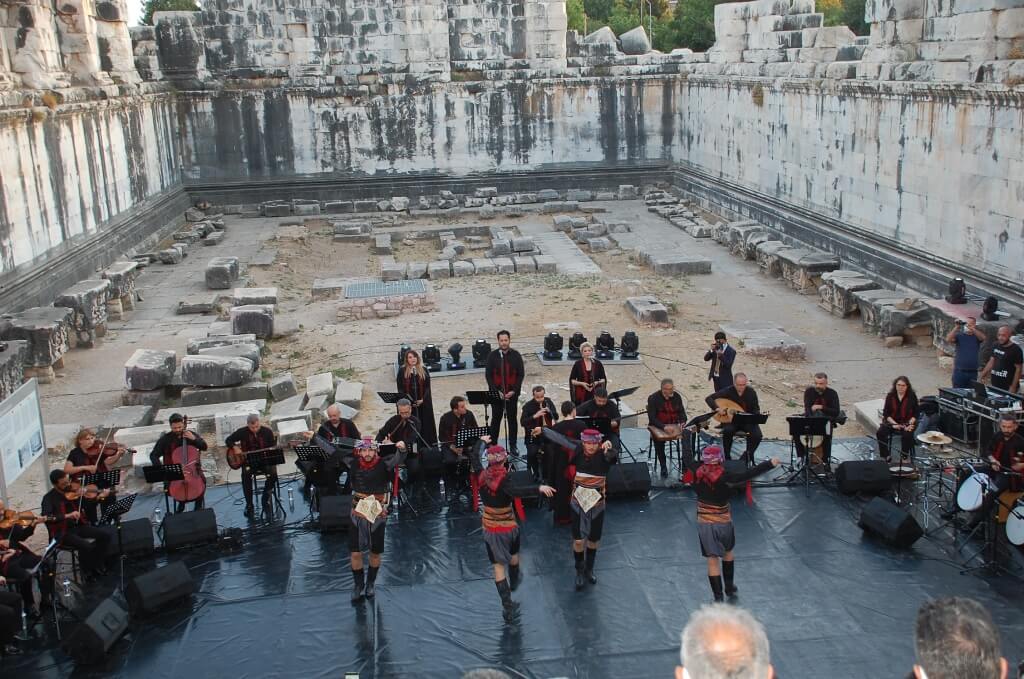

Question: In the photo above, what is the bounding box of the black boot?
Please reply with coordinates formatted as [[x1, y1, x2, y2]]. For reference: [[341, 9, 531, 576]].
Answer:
[[584, 549, 597, 585], [573, 550, 585, 591], [365, 566, 379, 599], [723, 561, 737, 598], [351, 568, 365, 603], [708, 575, 724, 602], [496, 579, 520, 623], [244, 504, 255, 518], [509, 563, 521, 591]]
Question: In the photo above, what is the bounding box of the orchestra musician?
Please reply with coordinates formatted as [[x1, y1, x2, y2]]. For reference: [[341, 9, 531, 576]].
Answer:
[[0, 499, 51, 618], [520, 386, 558, 482], [964, 413, 1024, 530], [225, 414, 278, 519], [704, 332, 736, 392], [65, 428, 125, 524], [150, 414, 208, 513], [875, 376, 918, 464], [705, 373, 763, 462], [438, 396, 480, 499], [794, 373, 841, 466], [485, 330, 525, 455], [396, 349, 437, 446], [40, 469, 111, 579], [575, 387, 621, 452], [375, 399, 422, 489], [569, 343, 607, 406], [0, 585, 23, 656], [302, 404, 361, 495], [647, 378, 687, 479]]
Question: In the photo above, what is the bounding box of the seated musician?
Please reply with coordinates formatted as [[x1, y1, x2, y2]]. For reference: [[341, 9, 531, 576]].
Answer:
[[794, 373, 841, 466], [0, 583, 23, 656], [438, 396, 480, 498], [375, 399, 422, 490], [304, 404, 361, 495], [705, 373, 763, 462], [575, 387, 621, 452], [569, 343, 607, 406], [520, 386, 559, 482], [965, 413, 1024, 530], [0, 500, 51, 618], [875, 376, 918, 464], [226, 414, 278, 519], [64, 428, 123, 524], [647, 378, 687, 479], [41, 469, 111, 580], [151, 414, 208, 513]]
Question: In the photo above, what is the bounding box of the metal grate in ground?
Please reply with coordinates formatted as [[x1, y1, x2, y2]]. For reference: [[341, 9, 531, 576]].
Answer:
[[343, 279, 426, 299]]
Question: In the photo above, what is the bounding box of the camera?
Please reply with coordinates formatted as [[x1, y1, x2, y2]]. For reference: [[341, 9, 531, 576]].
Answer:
[[955, 319, 964, 326]]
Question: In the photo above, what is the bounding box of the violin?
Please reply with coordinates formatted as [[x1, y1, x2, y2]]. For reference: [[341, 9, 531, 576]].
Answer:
[[64, 479, 111, 502], [83, 439, 133, 474], [0, 509, 54, 530]]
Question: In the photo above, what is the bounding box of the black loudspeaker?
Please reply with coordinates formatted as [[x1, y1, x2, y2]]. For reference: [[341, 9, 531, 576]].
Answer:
[[318, 495, 352, 532], [162, 508, 217, 550], [606, 462, 652, 498], [859, 497, 923, 548], [836, 460, 891, 495], [60, 596, 130, 664], [126, 561, 195, 616], [98, 518, 155, 557]]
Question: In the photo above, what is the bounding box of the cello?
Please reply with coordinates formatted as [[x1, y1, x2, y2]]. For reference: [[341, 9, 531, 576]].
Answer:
[[168, 416, 206, 504]]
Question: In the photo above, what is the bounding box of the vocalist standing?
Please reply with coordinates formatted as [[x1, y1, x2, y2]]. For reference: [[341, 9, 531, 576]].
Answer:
[[486, 330, 525, 455]]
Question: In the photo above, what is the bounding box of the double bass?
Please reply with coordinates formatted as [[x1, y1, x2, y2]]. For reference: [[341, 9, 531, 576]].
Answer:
[[169, 416, 206, 503]]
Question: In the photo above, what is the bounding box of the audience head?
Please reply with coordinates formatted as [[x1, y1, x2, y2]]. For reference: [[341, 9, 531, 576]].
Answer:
[[914, 597, 1007, 679], [678, 604, 773, 679]]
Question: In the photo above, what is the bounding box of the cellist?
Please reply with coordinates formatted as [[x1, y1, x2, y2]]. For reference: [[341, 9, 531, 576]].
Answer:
[[64, 428, 125, 523], [150, 413, 208, 513]]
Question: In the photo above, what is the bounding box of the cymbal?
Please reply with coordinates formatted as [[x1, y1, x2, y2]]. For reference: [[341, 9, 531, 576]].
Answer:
[[917, 431, 953, 446]]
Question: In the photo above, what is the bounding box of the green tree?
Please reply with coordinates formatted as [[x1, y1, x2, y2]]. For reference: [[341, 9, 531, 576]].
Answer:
[[567, 0, 589, 33], [608, 0, 641, 35], [140, 0, 200, 26], [584, 0, 615, 22], [670, 0, 723, 52], [839, 0, 869, 35]]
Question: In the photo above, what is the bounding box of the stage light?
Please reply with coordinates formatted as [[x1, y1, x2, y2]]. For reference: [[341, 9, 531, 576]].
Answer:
[[472, 339, 491, 368], [945, 277, 967, 304], [620, 331, 639, 360], [595, 331, 615, 360], [448, 343, 465, 370], [397, 344, 411, 368], [567, 332, 587, 360], [543, 332, 564, 360], [982, 295, 1000, 321], [422, 344, 442, 372]]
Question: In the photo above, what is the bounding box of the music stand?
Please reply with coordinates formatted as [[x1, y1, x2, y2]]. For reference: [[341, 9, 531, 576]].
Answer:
[[378, 391, 404, 406], [783, 416, 830, 495], [143, 463, 183, 515], [101, 493, 138, 593], [456, 426, 490, 448], [608, 386, 639, 401], [83, 470, 121, 489], [467, 390, 501, 434]]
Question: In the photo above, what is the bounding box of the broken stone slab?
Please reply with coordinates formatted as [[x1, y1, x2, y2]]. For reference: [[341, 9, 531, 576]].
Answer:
[[115, 424, 172, 448], [325, 201, 354, 214], [776, 249, 842, 294], [743, 233, 773, 260], [353, 200, 377, 213], [269, 372, 298, 401], [492, 257, 515, 274], [267, 410, 313, 430], [539, 201, 579, 214], [373, 233, 393, 255], [588, 237, 611, 252], [101, 260, 139, 301], [474, 187, 498, 198], [0, 340, 26, 402], [177, 293, 221, 315], [511, 237, 535, 252], [740, 329, 807, 360], [686, 223, 715, 239], [121, 388, 163, 408], [719, 320, 780, 337], [233, 288, 278, 306], [818, 270, 881, 317], [617, 185, 639, 200], [553, 215, 573, 231], [333, 379, 363, 408], [305, 372, 334, 398], [269, 393, 309, 418], [566, 189, 593, 202], [333, 220, 371, 235], [306, 392, 332, 420], [595, 192, 616, 201], [648, 253, 713, 275], [407, 262, 428, 279], [155, 400, 268, 438], [537, 189, 560, 202], [626, 296, 670, 326], [1, 306, 73, 369], [852, 289, 928, 337], [187, 334, 258, 354], [198, 343, 261, 369], [54, 279, 111, 347], [729, 226, 767, 256], [158, 248, 182, 264], [381, 260, 407, 282], [755, 241, 794, 277], [619, 26, 652, 55], [181, 381, 269, 407], [276, 417, 311, 447], [185, 207, 206, 222], [438, 247, 458, 262], [124, 349, 177, 391], [513, 256, 537, 273], [490, 239, 512, 256], [428, 261, 451, 279], [472, 258, 497, 275], [100, 405, 156, 431], [533, 255, 558, 273], [231, 305, 274, 339], [312, 278, 351, 301], [205, 257, 240, 290], [452, 260, 474, 277], [262, 202, 291, 218], [293, 202, 321, 216], [203, 231, 225, 246], [180, 355, 254, 387]]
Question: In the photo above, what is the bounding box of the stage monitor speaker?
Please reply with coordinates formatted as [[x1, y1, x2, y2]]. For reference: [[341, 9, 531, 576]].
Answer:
[[859, 497, 923, 548], [162, 508, 217, 550], [126, 561, 195, 616], [836, 460, 891, 495], [606, 462, 652, 498], [60, 596, 130, 664], [99, 518, 155, 557], [319, 495, 352, 532]]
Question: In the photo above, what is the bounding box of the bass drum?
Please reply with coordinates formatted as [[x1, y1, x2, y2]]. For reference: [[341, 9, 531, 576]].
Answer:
[[1006, 498, 1024, 546], [956, 472, 992, 512]]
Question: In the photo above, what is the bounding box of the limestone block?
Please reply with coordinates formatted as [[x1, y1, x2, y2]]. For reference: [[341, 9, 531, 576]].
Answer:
[[0, 340, 27, 402], [995, 8, 1024, 38], [373, 233, 393, 254], [428, 261, 451, 279], [293, 203, 321, 216], [472, 258, 497, 274], [333, 380, 363, 409], [619, 26, 652, 55], [181, 355, 254, 388], [439, 247, 458, 261], [305, 392, 332, 420], [649, 253, 713, 275], [740, 329, 807, 360], [276, 417, 311, 447], [617, 185, 639, 200], [533, 255, 558, 273], [407, 262, 429, 279], [269, 372, 298, 401], [588, 237, 611, 252], [540, 201, 579, 214], [551, 215, 571, 231], [381, 260, 408, 281], [452, 260, 475, 276], [263, 203, 291, 217], [114, 424, 170, 448], [233, 288, 278, 306], [205, 257, 240, 290], [537, 189, 560, 201], [204, 231, 225, 246], [492, 257, 516, 274], [755, 241, 793, 277], [2, 306, 73, 368], [198, 343, 261, 370], [54, 279, 111, 346], [334, 220, 371, 235], [121, 388, 162, 408], [511, 237, 536, 252], [124, 349, 176, 391], [231, 305, 274, 339], [513, 256, 537, 273], [187, 334, 258, 354], [625, 296, 670, 326], [566, 189, 593, 201], [864, 0, 926, 22], [584, 26, 618, 45], [353, 200, 377, 213], [325, 201, 355, 214], [181, 381, 269, 407], [595, 191, 616, 201], [101, 405, 156, 431], [101, 261, 139, 299], [776, 249, 841, 293], [305, 372, 334, 398], [474, 187, 498, 198], [491, 239, 512, 255]]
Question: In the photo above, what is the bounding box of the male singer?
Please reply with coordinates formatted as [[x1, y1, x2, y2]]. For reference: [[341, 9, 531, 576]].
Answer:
[[486, 330, 525, 454]]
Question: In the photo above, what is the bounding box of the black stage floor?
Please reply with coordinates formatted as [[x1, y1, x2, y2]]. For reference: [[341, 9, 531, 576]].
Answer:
[[7, 437, 1024, 679]]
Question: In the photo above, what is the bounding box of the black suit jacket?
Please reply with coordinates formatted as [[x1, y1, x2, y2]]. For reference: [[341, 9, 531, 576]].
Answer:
[[704, 344, 736, 383]]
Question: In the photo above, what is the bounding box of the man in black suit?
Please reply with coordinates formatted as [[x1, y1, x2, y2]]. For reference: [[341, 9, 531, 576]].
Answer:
[[704, 332, 736, 392]]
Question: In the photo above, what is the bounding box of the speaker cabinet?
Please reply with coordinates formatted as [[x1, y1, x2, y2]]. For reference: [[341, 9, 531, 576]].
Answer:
[[162, 508, 217, 551], [98, 518, 155, 557], [606, 462, 652, 498], [60, 596, 129, 664], [836, 460, 891, 495], [318, 495, 352, 532], [126, 561, 195, 616], [859, 497, 923, 548]]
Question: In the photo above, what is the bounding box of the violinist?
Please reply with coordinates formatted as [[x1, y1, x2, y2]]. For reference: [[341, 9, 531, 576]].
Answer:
[[225, 414, 278, 519], [150, 414, 208, 513], [40, 469, 111, 579], [0, 499, 52, 617], [65, 428, 124, 524]]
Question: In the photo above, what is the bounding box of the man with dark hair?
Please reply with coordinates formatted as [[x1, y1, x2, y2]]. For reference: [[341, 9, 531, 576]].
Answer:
[[964, 413, 1024, 530], [376, 398, 422, 488], [980, 325, 1023, 393], [520, 385, 558, 482], [41, 469, 111, 578], [913, 597, 1008, 679], [647, 378, 687, 479], [794, 372, 841, 466], [150, 413, 209, 513], [706, 374, 763, 462], [485, 330, 525, 454], [946, 317, 986, 389], [438, 395, 481, 497], [226, 414, 279, 518], [704, 332, 736, 392], [548, 401, 586, 525], [575, 387, 621, 451]]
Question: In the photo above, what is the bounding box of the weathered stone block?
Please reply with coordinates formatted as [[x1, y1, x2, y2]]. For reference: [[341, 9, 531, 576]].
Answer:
[[231, 305, 275, 339], [617, 185, 639, 200], [293, 202, 321, 216], [305, 372, 334, 398], [626, 296, 670, 326], [566, 189, 593, 202], [177, 293, 221, 315], [198, 343, 261, 369], [1, 307, 73, 368], [187, 334, 258, 354], [755, 241, 793, 277], [121, 388, 163, 408], [101, 261, 139, 299], [428, 261, 451, 279], [0, 340, 26, 401], [513, 256, 537, 273], [124, 349, 176, 391], [537, 189, 560, 201], [491, 239, 512, 255], [158, 248, 182, 264], [472, 258, 497, 274], [381, 260, 407, 282], [475, 186, 498, 198], [620, 26, 652, 54], [270, 393, 308, 418], [492, 257, 516, 274], [269, 372, 298, 401], [101, 405, 156, 431], [181, 381, 269, 407], [649, 253, 713, 275], [818, 270, 881, 317], [180, 355, 254, 387], [263, 202, 291, 217], [334, 379, 363, 408], [511, 236, 536, 252], [588, 237, 611, 252], [206, 257, 240, 290], [203, 232, 225, 246], [233, 288, 278, 306], [452, 260, 475, 276], [373, 233, 393, 254], [407, 262, 428, 279], [740, 329, 808, 360], [55, 279, 111, 347], [276, 417, 311, 447], [533, 255, 558, 273]]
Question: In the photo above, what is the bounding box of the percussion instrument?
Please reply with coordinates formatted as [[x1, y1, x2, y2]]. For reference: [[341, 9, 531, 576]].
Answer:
[[996, 491, 1024, 524], [1006, 497, 1024, 546], [956, 472, 994, 512], [888, 462, 918, 479], [917, 431, 953, 446]]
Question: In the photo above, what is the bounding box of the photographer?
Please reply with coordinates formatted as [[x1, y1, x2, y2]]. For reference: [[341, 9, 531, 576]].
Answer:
[[703, 332, 736, 392], [945, 316, 986, 389]]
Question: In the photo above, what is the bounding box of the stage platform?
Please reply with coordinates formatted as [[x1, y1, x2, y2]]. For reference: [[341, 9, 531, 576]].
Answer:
[[7, 436, 1024, 679]]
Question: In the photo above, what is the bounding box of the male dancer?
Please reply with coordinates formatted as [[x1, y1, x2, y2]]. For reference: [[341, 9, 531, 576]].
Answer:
[[472, 444, 554, 622], [486, 330, 525, 454]]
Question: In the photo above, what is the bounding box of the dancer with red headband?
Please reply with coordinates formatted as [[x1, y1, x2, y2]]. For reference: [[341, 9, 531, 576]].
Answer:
[[683, 445, 779, 602]]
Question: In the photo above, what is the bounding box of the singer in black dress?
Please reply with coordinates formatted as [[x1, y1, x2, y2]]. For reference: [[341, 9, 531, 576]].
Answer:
[[396, 349, 437, 446]]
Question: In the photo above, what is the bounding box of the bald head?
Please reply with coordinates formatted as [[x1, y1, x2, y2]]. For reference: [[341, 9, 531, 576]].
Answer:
[[678, 605, 773, 679], [326, 404, 341, 425]]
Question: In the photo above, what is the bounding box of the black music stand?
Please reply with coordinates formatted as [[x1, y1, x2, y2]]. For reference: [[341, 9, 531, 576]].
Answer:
[[377, 443, 416, 518], [378, 391, 404, 406], [451, 426, 490, 502], [608, 386, 639, 401], [606, 387, 639, 461], [783, 416, 830, 495], [143, 463, 184, 516], [101, 493, 138, 593], [83, 470, 121, 488], [296, 445, 336, 512], [245, 448, 286, 520]]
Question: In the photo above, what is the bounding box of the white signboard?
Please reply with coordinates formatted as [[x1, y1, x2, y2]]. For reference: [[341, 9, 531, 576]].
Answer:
[[0, 378, 47, 503]]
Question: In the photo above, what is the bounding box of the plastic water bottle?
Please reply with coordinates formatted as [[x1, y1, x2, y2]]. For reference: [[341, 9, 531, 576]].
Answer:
[[21, 608, 27, 633], [439, 477, 446, 499], [287, 487, 294, 508], [152, 506, 162, 527], [62, 578, 71, 598]]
